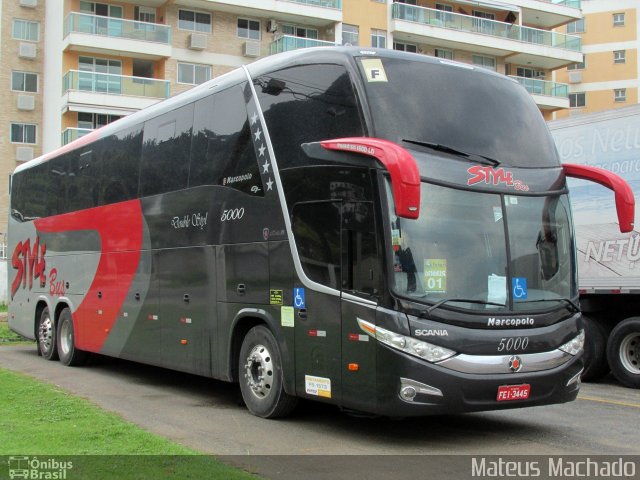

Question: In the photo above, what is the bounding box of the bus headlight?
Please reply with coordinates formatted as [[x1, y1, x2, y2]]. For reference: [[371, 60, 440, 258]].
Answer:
[[558, 330, 585, 356], [358, 318, 456, 363]]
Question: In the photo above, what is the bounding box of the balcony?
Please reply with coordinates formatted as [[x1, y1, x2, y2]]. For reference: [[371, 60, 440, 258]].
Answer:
[[502, 0, 582, 29], [391, 3, 582, 70], [202, 0, 341, 26], [62, 70, 170, 113], [270, 35, 336, 54], [510, 75, 569, 110], [61, 128, 92, 146], [63, 12, 172, 59]]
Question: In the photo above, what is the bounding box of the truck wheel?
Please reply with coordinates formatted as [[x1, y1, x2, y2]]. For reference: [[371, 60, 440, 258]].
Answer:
[[37, 307, 58, 361], [581, 315, 609, 381], [56, 308, 89, 367], [607, 317, 640, 388], [239, 325, 298, 418]]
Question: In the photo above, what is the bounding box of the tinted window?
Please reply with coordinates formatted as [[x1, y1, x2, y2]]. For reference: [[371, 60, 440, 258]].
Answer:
[[46, 155, 69, 216], [255, 64, 365, 169], [100, 126, 142, 204], [189, 83, 263, 196], [11, 163, 48, 220], [140, 103, 193, 197], [359, 56, 560, 168], [68, 146, 100, 212]]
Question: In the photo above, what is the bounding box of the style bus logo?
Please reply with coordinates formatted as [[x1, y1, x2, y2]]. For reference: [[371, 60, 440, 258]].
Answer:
[[467, 166, 529, 191], [11, 237, 46, 300], [7, 456, 73, 479]]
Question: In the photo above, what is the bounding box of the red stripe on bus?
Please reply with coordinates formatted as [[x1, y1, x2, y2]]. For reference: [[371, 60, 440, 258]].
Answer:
[[34, 200, 143, 351]]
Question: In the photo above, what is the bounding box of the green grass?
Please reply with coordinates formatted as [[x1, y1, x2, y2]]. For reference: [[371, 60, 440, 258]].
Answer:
[[0, 321, 28, 343], [0, 368, 257, 478], [0, 303, 7, 313]]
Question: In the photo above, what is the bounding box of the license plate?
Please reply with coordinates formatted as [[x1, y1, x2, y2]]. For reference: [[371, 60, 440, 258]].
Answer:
[[496, 384, 531, 402]]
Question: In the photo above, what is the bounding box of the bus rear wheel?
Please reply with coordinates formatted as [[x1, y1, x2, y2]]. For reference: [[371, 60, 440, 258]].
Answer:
[[239, 325, 298, 418], [37, 307, 58, 361], [57, 308, 88, 367], [607, 317, 640, 389]]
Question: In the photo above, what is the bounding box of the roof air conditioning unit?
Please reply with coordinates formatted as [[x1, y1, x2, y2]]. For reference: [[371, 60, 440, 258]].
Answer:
[[19, 0, 38, 7], [17, 94, 35, 111], [16, 147, 34, 162], [568, 71, 582, 84], [19, 42, 37, 59], [244, 41, 261, 57], [189, 33, 207, 50], [267, 20, 278, 33]]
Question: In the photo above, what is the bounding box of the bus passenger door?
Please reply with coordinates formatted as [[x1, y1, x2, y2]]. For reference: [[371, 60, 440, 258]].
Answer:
[[340, 200, 380, 413], [291, 201, 343, 405]]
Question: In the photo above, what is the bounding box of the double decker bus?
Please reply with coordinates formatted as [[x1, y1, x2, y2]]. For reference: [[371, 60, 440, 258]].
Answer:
[[8, 48, 634, 418]]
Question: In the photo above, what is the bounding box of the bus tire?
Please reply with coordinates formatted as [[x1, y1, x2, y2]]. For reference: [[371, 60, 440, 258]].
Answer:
[[581, 315, 609, 382], [239, 325, 298, 418], [37, 307, 58, 361], [606, 317, 640, 389], [56, 308, 88, 367]]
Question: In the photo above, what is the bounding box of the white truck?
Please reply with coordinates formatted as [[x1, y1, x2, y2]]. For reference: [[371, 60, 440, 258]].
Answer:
[[549, 105, 640, 388]]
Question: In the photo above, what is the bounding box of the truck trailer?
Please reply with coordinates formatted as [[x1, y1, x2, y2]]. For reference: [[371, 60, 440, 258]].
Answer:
[[549, 105, 640, 388]]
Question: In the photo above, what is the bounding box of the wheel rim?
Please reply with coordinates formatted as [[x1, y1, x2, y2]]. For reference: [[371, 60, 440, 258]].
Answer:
[[243, 343, 274, 400], [38, 314, 53, 354], [59, 318, 72, 356], [619, 332, 640, 374]]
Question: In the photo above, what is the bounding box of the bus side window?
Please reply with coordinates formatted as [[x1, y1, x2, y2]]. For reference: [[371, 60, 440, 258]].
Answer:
[[291, 201, 342, 290], [189, 82, 264, 196], [100, 126, 142, 205], [139, 103, 194, 197], [47, 155, 69, 216], [342, 201, 379, 297]]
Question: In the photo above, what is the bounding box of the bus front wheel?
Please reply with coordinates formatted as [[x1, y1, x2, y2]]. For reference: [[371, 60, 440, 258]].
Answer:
[[239, 325, 298, 418], [37, 307, 58, 361], [57, 308, 88, 367]]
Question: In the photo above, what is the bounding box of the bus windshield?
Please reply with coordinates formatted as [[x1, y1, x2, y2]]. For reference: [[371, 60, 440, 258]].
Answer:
[[358, 55, 559, 168], [388, 181, 577, 312]]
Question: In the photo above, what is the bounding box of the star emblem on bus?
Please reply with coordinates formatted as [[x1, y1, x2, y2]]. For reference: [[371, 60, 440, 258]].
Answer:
[[266, 178, 274, 191], [258, 144, 266, 157], [254, 128, 262, 141], [250, 112, 258, 125], [262, 160, 270, 173]]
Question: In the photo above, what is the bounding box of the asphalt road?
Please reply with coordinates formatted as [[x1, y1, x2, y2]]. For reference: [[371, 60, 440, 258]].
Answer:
[[1, 344, 639, 479]]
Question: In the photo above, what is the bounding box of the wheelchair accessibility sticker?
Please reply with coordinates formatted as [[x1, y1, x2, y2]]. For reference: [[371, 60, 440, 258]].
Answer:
[[512, 277, 528, 300], [293, 288, 306, 309]]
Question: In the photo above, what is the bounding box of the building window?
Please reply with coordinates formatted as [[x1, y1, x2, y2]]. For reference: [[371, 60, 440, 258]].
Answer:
[[394, 42, 417, 53], [614, 89, 627, 103], [12, 19, 39, 41], [178, 10, 211, 33], [516, 67, 545, 79], [371, 29, 386, 48], [11, 71, 38, 92], [435, 3, 453, 23], [567, 58, 586, 70], [135, 6, 156, 23], [177, 63, 212, 85], [435, 48, 453, 60], [238, 18, 260, 40], [569, 92, 585, 108], [613, 13, 625, 27], [567, 19, 585, 34], [80, 1, 123, 18], [78, 112, 121, 129], [282, 25, 318, 39], [11, 123, 37, 144], [614, 50, 626, 64], [343, 24, 359, 46], [472, 54, 496, 71]]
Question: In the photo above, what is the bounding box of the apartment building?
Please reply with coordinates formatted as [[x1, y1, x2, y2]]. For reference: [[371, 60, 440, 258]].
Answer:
[[555, 0, 638, 119], [0, 0, 583, 240]]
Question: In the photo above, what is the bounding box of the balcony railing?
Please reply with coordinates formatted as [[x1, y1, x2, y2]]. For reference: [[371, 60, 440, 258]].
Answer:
[[270, 35, 336, 54], [61, 127, 93, 146], [540, 0, 581, 9], [281, 0, 342, 8], [64, 12, 171, 44], [392, 3, 581, 52], [510, 76, 569, 98], [63, 70, 170, 99]]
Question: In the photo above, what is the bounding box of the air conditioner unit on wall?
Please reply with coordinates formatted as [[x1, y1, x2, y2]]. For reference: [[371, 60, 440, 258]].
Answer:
[[568, 71, 582, 84], [244, 41, 260, 57], [19, 42, 37, 59], [267, 20, 278, 33], [16, 147, 34, 162], [19, 0, 38, 7], [17, 94, 35, 111], [189, 33, 207, 50]]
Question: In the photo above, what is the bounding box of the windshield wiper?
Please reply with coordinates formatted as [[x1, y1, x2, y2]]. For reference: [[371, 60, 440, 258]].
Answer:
[[517, 298, 580, 313], [423, 298, 506, 316], [402, 139, 500, 166]]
